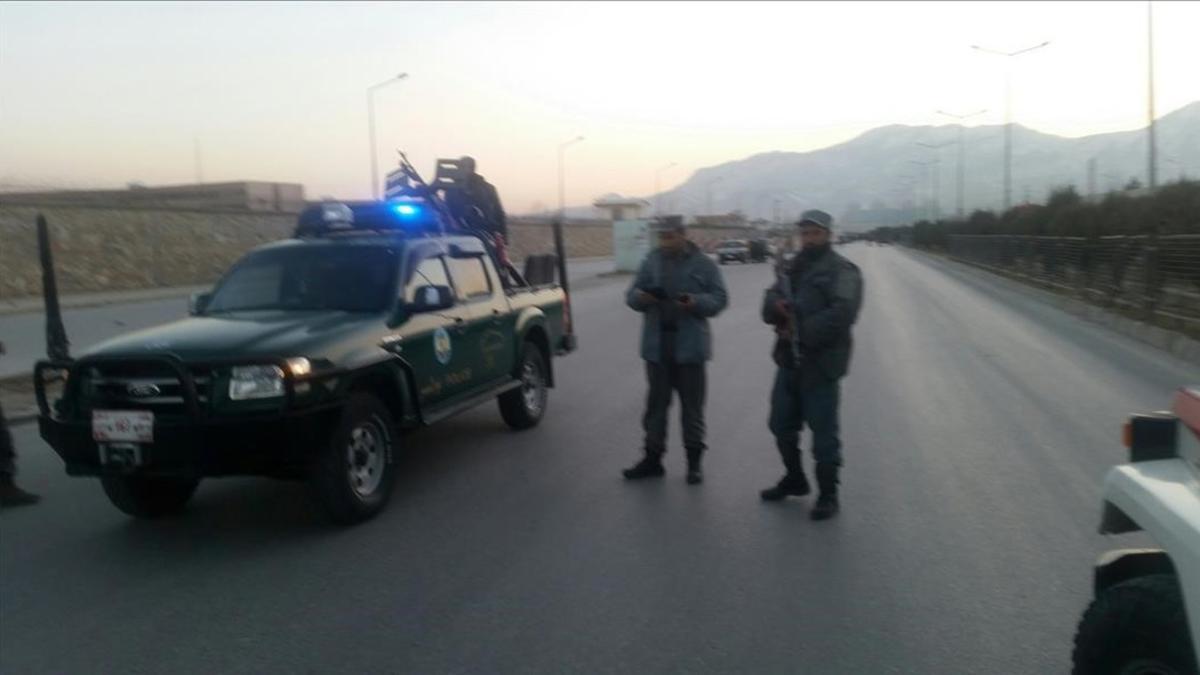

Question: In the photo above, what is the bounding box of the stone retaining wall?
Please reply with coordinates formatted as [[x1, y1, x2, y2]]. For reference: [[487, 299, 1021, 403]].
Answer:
[[0, 204, 752, 300]]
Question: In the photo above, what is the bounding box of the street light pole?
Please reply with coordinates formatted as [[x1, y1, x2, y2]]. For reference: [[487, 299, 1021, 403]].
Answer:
[[557, 136, 585, 224], [367, 72, 408, 199], [917, 142, 954, 221], [1147, 1, 1158, 190], [909, 159, 936, 221], [705, 177, 723, 215], [937, 109, 987, 218], [654, 162, 676, 215], [972, 41, 1050, 211]]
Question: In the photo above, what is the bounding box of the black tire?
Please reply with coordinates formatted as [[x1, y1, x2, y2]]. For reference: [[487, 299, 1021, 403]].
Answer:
[[100, 475, 200, 518], [309, 393, 398, 525], [1072, 574, 1197, 675], [499, 341, 548, 430]]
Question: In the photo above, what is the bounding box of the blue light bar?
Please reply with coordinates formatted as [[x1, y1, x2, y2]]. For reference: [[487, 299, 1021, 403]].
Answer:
[[392, 203, 420, 218]]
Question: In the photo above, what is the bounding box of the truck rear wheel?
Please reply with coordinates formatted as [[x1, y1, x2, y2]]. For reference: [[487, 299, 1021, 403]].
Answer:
[[309, 393, 398, 525], [499, 342, 548, 430], [100, 475, 200, 518], [1072, 573, 1196, 675]]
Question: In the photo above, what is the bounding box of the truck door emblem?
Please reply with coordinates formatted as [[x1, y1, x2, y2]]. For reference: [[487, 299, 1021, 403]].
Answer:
[[434, 327, 453, 365]]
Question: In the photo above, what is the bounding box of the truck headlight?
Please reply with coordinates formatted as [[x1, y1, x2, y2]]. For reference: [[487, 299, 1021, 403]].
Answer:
[[229, 365, 285, 401], [285, 357, 312, 377]]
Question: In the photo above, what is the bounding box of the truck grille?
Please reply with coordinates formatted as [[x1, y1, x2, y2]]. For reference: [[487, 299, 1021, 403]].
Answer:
[[81, 363, 212, 416]]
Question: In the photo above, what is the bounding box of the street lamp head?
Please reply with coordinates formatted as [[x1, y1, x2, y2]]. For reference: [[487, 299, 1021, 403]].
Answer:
[[397, 73, 409, 80]]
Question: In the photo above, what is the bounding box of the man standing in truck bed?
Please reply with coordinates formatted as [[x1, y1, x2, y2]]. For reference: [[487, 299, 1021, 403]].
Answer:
[[623, 216, 728, 485], [444, 156, 507, 244]]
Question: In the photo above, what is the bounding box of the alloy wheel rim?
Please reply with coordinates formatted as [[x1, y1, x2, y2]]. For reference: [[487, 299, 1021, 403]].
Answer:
[[346, 416, 387, 498], [521, 358, 544, 416]]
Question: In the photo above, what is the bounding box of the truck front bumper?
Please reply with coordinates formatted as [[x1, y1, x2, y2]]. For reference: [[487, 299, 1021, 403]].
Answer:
[[39, 407, 342, 479], [35, 355, 343, 479]]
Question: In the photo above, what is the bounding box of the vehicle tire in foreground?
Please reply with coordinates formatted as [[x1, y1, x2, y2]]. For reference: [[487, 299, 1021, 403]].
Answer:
[[100, 475, 200, 518], [1072, 573, 1197, 675], [310, 393, 398, 525], [499, 341, 548, 430]]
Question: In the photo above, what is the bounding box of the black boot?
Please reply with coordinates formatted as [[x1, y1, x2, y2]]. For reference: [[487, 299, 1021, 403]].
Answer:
[[760, 445, 810, 501], [623, 456, 665, 480], [0, 479, 41, 508], [759, 471, 810, 501], [685, 451, 703, 485], [810, 463, 840, 520]]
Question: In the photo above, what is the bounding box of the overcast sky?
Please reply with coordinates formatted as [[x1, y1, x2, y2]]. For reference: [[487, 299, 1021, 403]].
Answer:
[[2, 1, 1197, 212]]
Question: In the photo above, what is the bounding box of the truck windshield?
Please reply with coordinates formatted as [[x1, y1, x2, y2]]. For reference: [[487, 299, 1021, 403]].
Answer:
[[206, 246, 398, 313]]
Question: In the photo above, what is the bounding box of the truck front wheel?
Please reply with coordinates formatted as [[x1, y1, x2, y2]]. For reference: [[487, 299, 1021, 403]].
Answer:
[[309, 393, 398, 525], [1072, 573, 1196, 675], [499, 342, 548, 430], [100, 475, 200, 518]]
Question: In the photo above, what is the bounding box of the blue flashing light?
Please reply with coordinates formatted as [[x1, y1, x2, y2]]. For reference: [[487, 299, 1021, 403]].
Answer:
[[392, 203, 420, 218]]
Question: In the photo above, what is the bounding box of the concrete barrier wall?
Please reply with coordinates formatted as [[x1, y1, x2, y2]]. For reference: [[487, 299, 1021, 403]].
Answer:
[[0, 204, 754, 300]]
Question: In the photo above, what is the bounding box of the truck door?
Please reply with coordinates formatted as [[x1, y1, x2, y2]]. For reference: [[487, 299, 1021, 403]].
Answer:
[[444, 254, 511, 391], [400, 253, 470, 409]]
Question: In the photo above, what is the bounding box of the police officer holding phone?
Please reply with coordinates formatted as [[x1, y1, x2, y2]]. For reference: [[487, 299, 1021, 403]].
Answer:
[[623, 216, 728, 484]]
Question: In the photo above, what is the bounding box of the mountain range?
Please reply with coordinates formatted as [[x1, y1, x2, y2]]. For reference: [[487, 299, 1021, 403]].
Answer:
[[566, 101, 1200, 232]]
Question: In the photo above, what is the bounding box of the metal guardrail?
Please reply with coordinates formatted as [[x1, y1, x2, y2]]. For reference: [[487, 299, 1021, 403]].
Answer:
[[943, 233, 1200, 338]]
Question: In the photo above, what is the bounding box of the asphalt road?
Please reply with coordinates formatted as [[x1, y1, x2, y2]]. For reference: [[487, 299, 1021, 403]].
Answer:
[[2, 245, 1197, 674], [0, 258, 616, 379]]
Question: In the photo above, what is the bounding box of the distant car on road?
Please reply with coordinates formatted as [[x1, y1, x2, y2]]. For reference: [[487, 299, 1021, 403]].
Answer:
[[716, 239, 751, 265], [1071, 386, 1200, 674], [748, 239, 770, 263]]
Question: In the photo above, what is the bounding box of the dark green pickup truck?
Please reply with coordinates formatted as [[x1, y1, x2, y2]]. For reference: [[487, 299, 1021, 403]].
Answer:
[[35, 202, 574, 524]]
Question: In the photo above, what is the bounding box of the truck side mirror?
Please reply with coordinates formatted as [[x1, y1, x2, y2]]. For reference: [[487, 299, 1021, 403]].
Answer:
[[189, 292, 212, 315], [408, 285, 455, 314]]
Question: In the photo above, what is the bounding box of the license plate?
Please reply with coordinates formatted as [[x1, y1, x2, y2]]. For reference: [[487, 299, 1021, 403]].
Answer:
[[92, 410, 154, 443]]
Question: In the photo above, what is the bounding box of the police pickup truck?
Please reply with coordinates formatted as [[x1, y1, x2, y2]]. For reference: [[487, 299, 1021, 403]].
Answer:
[[34, 200, 575, 525]]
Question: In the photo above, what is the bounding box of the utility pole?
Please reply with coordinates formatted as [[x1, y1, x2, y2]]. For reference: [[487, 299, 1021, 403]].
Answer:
[[972, 41, 1051, 211], [1087, 158, 1097, 198], [1147, 1, 1158, 190], [936, 109, 987, 218]]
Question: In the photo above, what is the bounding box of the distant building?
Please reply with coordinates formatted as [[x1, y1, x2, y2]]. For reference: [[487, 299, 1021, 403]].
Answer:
[[0, 181, 306, 213], [592, 194, 650, 221]]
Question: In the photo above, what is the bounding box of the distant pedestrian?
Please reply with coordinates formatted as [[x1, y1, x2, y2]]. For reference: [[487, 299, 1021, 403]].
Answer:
[[0, 341, 40, 508], [623, 216, 728, 484], [760, 210, 862, 519]]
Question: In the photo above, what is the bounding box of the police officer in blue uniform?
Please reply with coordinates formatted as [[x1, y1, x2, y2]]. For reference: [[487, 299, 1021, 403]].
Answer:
[[623, 216, 729, 484], [760, 210, 863, 519]]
